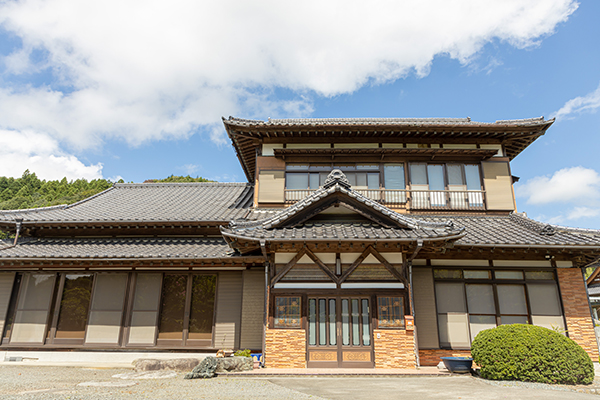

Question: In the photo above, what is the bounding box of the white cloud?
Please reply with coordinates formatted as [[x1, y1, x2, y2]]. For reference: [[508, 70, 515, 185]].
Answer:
[[516, 166, 600, 205], [0, 0, 577, 157], [552, 81, 600, 120], [0, 129, 103, 181]]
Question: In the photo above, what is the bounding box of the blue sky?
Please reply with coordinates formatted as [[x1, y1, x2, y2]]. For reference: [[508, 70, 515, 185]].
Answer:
[[0, 0, 599, 228]]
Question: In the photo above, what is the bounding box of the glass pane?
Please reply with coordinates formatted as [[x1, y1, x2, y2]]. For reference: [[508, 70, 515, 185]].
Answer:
[[352, 299, 360, 346], [501, 315, 528, 325], [275, 297, 301, 328], [427, 165, 445, 190], [308, 299, 316, 346], [319, 299, 326, 345], [319, 172, 329, 186], [356, 172, 367, 187], [132, 273, 162, 311], [525, 271, 554, 280], [309, 173, 320, 190], [286, 173, 308, 189], [464, 270, 490, 279], [157, 274, 187, 339], [309, 164, 331, 171], [497, 285, 527, 315], [345, 172, 356, 186], [334, 164, 355, 171], [438, 313, 470, 348], [367, 173, 380, 189], [464, 165, 481, 190], [188, 275, 216, 340], [469, 315, 496, 341], [435, 282, 466, 313], [356, 164, 378, 170], [495, 270, 523, 280], [433, 269, 462, 279], [527, 283, 562, 316], [410, 163, 427, 185], [55, 274, 94, 339], [329, 299, 336, 346], [447, 164, 464, 186], [378, 297, 403, 328], [342, 299, 349, 345], [286, 164, 308, 170], [18, 273, 55, 310], [384, 164, 405, 189], [91, 274, 127, 311], [362, 299, 370, 346], [466, 284, 496, 314]]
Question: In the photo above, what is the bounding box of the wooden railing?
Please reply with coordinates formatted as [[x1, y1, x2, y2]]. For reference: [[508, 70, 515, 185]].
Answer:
[[284, 189, 486, 210]]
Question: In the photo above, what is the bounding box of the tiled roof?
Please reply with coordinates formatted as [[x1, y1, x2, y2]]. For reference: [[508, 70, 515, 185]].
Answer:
[[224, 116, 552, 127], [0, 237, 234, 259], [223, 170, 465, 243], [222, 222, 462, 242], [223, 116, 554, 182], [0, 182, 253, 225], [236, 209, 600, 248]]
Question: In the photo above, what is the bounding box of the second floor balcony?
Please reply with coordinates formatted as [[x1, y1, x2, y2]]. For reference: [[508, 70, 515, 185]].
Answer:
[[284, 188, 486, 211]]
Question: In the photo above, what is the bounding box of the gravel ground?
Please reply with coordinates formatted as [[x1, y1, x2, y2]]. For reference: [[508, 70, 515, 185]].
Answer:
[[0, 366, 326, 400]]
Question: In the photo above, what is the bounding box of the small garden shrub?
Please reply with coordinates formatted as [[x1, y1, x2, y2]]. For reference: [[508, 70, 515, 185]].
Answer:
[[471, 324, 594, 385], [234, 349, 252, 357]]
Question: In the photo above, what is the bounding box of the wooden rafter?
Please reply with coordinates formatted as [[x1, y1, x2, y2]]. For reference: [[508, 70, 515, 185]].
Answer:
[[370, 247, 407, 285], [270, 248, 307, 286], [304, 247, 340, 284], [339, 246, 373, 283]]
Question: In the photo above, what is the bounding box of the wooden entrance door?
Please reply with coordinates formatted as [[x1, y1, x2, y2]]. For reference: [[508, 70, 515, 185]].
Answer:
[[306, 296, 373, 368]]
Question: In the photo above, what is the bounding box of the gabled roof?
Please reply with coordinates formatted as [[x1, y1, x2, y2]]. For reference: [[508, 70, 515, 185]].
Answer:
[[221, 170, 465, 250], [223, 116, 554, 182], [0, 182, 254, 228]]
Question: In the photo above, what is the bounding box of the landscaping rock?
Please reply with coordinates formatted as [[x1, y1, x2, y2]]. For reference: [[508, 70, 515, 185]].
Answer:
[[215, 356, 253, 373], [184, 356, 218, 379], [133, 358, 201, 372]]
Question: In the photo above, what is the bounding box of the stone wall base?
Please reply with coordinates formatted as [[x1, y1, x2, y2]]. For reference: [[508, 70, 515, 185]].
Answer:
[[373, 329, 416, 368]]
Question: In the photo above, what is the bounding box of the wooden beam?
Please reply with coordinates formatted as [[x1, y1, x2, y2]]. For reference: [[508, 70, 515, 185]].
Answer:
[[370, 247, 407, 285], [339, 246, 373, 283], [270, 248, 306, 286], [304, 247, 339, 284]]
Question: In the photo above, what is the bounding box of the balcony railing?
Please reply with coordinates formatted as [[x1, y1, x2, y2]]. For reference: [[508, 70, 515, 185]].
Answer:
[[284, 189, 486, 211]]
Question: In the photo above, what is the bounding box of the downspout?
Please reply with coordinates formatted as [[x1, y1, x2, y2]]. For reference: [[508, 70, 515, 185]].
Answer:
[[260, 240, 269, 368], [13, 219, 23, 246], [407, 239, 423, 368]]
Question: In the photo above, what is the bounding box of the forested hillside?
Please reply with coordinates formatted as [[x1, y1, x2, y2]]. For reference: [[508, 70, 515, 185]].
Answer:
[[0, 171, 213, 211]]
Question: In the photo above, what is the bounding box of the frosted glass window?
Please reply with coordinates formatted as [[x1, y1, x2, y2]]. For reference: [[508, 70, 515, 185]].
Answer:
[[464, 165, 481, 190], [466, 284, 496, 314], [495, 270, 523, 280], [501, 315, 528, 325], [362, 299, 370, 346], [356, 164, 378, 170], [319, 299, 326, 345], [384, 164, 405, 189], [436, 282, 466, 313], [527, 283, 561, 316], [91, 274, 127, 311], [427, 165, 445, 190], [367, 173, 380, 189], [464, 270, 491, 279], [438, 313, 470, 348], [447, 165, 464, 186], [356, 172, 367, 187], [352, 299, 360, 345], [497, 285, 527, 315], [410, 163, 427, 185], [286, 173, 308, 189], [286, 164, 308, 170], [469, 315, 496, 340], [18, 274, 55, 310], [309, 173, 320, 189], [308, 299, 316, 345], [329, 299, 336, 346], [132, 274, 162, 311], [342, 299, 349, 345], [525, 271, 554, 280], [345, 173, 356, 186]]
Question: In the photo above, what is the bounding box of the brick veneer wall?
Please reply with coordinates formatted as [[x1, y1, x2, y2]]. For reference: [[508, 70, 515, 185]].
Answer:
[[557, 268, 599, 360], [373, 329, 416, 368], [264, 329, 306, 368], [418, 349, 472, 366]]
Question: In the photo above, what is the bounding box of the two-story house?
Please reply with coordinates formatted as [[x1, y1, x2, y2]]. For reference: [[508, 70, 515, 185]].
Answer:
[[0, 116, 599, 369]]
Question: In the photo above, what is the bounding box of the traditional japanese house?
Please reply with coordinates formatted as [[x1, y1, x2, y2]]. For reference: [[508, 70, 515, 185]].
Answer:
[[1, 116, 599, 368]]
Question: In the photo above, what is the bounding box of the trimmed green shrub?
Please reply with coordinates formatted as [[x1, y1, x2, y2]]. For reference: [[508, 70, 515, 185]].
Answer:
[[471, 324, 594, 385]]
